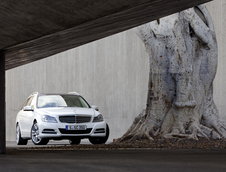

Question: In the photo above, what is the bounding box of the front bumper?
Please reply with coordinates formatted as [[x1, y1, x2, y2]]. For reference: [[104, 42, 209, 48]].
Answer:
[[38, 121, 107, 139]]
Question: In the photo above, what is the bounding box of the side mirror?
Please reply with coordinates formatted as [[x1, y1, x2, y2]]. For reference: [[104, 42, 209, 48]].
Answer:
[[91, 105, 99, 111], [23, 106, 33, 111]]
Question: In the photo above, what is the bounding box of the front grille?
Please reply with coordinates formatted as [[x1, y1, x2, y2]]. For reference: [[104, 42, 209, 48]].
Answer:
[[59, 115, 91, 123], [75, 116, 91, 123], [59, 116, 75, 123], [59, 128, 92, 134]]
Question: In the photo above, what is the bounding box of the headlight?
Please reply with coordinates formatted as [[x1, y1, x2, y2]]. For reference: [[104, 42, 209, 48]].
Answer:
[[93, 114, 104, 122], [42, 115, 58, 123]]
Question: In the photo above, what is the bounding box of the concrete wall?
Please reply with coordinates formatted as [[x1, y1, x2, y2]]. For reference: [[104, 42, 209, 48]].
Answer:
[[207, 0, 226, 119], [5, 0, 226, 141], [6, 29, 149, 141]]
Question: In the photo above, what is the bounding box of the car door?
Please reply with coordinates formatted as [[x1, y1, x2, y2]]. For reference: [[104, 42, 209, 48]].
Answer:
[[20, 96, 35, 137]]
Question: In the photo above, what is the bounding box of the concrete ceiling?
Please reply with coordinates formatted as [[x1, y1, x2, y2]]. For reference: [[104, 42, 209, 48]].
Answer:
[[0, 0, 212, 70]]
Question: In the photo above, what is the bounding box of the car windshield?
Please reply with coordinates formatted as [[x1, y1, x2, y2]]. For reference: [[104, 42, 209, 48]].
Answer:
[[37, 95, 90, 108]]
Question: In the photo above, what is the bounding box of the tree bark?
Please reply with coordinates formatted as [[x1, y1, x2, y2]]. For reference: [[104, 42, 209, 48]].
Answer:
[[116, 5, 226, 143]]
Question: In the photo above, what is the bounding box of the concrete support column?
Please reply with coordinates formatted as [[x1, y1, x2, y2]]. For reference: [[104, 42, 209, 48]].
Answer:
[[0, 51, 5, 154]]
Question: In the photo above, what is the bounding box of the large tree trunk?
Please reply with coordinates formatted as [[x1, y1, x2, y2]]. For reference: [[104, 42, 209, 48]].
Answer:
[[116, 5, 226, 143]]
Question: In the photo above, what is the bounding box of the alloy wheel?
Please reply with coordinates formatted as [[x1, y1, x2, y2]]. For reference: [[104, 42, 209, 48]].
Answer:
[[31, 123, 41, 144]]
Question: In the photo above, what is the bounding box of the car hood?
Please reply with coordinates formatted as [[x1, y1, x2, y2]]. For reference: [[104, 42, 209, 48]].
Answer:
[[35, 107, 97, 117]]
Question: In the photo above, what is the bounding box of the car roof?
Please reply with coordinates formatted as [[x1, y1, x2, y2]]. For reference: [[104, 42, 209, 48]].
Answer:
[[30, 92, 81, 96]]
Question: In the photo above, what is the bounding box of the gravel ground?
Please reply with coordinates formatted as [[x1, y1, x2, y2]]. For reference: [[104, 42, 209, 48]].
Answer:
[[15, 138, 226, 151]]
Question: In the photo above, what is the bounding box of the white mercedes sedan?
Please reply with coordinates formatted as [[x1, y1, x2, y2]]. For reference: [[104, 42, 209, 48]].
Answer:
[[16, 92, 109, 145]]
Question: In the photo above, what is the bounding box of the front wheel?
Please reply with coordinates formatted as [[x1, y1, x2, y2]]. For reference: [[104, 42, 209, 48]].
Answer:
[[16, 124, 28, 145], [31, 122, 49, 145], [89, 124, 109, 144]]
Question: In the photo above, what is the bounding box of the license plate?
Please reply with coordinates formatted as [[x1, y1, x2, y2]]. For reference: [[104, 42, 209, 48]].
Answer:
[[65, 125, 87, 131]]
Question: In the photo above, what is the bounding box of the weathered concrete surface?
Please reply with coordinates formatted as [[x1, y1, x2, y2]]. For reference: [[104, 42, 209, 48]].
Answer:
[[0, 0, 211, 50], [0, 52, 5, 153], [1, 149, 226, 172], [5, 1, 226, 142], [0, 0, 212, 69]]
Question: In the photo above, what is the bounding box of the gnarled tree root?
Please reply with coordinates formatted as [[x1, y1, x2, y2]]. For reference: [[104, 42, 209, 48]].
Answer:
[[114, 109, 226, 143]]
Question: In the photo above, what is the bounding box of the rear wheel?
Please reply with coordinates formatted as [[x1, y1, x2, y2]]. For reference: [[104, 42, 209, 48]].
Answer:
[[89, 124, 109, 144], [16, 124, 28, 145], [69, 138, 81, 145], [31, 122, 49, 145]]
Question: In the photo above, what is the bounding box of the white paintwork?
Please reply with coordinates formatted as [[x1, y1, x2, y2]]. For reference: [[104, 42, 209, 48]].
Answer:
[[16, 93, 107, 140], [67, 92, 80, 96]]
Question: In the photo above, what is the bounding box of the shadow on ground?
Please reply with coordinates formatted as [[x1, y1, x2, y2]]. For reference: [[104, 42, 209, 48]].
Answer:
[[3, 139, 226, 172]]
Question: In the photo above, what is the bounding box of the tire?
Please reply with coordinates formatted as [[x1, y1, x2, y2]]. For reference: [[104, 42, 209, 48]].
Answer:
[[16, 124, 28, 145], [31, 122, 49, 145], [89, 124, 109, 145], [69, 138, 81, 145]]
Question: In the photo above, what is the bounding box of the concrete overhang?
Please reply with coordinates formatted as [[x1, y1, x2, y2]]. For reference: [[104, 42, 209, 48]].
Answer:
[[0, 0, 212, 70]]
